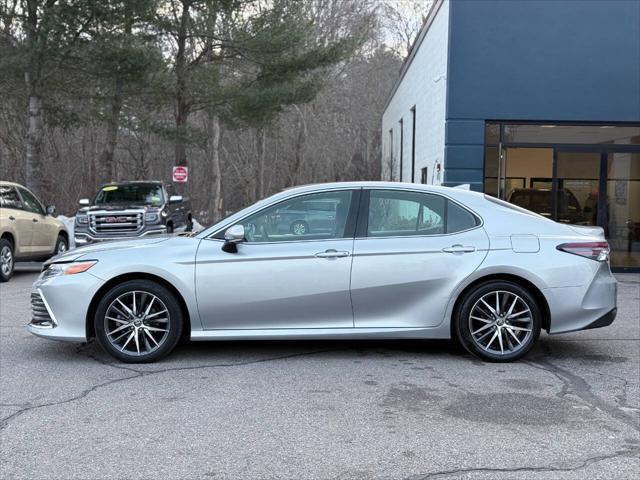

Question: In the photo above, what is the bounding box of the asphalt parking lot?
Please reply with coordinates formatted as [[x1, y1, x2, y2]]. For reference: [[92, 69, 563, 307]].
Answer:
[[1, 267, 639, 480]]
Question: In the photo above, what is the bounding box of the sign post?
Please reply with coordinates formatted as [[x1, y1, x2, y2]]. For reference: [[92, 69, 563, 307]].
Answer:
[[172, 166, 189, 183]]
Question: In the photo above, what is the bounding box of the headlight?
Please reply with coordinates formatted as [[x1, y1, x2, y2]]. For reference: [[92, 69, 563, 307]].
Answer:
[[43, 261, 98, 279], [145, 212, 160, 224], [76, 215, 89, 224]]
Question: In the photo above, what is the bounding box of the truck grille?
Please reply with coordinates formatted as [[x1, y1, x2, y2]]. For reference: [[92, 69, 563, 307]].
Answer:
[[31, 292, 55, 327], [89, 211, 143, 235]]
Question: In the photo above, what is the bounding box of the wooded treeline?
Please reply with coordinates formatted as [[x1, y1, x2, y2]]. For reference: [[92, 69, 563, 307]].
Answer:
[[0, 0, 429, 224]]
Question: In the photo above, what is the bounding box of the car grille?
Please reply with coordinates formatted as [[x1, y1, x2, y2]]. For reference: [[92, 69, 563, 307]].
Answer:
[[31, 292, 55, 327], [89, 211, 143, 235]]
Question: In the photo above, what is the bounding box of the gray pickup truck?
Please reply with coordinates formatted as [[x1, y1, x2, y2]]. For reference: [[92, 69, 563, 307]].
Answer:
[[74, 181, 193, 245]]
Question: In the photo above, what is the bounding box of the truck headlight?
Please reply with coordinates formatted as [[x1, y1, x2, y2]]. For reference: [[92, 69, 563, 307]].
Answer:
[[145, 212, 160, 224], [76, 215, 89, 224]]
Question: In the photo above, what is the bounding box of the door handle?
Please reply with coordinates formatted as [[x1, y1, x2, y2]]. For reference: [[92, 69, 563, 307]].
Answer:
[[315, 249, 350, 258], [32, 218, 39, 223], [442, 244, 475, 254], [8, 216, 15, 221]]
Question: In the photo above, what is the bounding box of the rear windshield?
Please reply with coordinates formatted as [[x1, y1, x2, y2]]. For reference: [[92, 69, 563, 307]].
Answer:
[[95, 184, 164, 206]]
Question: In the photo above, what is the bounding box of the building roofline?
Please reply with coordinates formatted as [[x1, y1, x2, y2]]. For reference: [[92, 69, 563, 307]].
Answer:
[[383, 0, 446, 113]]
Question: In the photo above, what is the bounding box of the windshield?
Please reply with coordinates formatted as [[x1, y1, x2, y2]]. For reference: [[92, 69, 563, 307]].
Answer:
[[94, 184, 164, 206]]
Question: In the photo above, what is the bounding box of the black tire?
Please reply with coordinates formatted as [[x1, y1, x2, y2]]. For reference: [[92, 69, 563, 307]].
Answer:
[[54, 234, 68, 256], [290, 220, 309, 236], [166, 223, 174, 234], [185, 216, 193, 232], [94, 280, 183, 363], [454, 280, 541, 362], [0, 238, 14, 283]]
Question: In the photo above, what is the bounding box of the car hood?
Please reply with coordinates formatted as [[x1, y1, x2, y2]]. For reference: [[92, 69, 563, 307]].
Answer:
[[46, 236, 173, 264], [79, 204, 162, 213]]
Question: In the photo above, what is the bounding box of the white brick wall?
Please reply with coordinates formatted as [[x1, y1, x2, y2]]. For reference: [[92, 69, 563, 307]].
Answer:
[[382, 0, 449, 185]]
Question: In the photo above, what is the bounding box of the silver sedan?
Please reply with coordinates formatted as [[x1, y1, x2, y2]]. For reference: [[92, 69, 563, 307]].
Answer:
[[27, 182, 617, 363]]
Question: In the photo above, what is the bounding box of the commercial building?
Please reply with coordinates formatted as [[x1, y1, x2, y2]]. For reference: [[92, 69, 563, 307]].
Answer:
[[382, 0, 640, 270]]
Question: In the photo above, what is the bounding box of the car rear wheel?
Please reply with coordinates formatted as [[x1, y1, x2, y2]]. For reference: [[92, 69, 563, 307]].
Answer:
[[0, 238, 14, 282], [94, 280, 183, 363], [54, 234, 68, 256], [290, 220, 308, 236], [455, 280, 541, 362]]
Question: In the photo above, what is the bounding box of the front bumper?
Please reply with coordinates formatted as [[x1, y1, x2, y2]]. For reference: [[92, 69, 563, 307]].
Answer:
[[74, 227, 167, 245], [27, 270, 105, 342]]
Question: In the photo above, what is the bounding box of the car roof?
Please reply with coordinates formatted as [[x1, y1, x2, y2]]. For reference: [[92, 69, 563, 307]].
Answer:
[[280, 181, 485, 203]]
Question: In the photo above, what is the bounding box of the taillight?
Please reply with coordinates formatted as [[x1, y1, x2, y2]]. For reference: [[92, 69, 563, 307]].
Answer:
[[557, 242, 610, 262]]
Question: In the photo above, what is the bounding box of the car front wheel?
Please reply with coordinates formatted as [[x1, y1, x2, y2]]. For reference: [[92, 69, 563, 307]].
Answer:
[[0, 238, 14, 282], [455, 280, 541, 362], [94, 280, 183, 363]]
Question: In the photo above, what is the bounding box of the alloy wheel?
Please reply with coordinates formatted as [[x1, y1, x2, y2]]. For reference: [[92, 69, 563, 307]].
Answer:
[[468, 290, 533, 356], [292, 222, 307, 235], [0, 246, 12, 276], [104, 291, 170, 356], [57, 241, 67, 254]]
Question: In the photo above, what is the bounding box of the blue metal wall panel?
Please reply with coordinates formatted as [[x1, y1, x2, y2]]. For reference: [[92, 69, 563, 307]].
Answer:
[[443, 0, 640, 189], [446, 0, 640, 122]]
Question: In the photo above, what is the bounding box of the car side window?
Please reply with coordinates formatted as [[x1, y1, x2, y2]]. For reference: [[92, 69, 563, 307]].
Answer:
[[0, 186, 22, 209], [238, 190, 353, 243], [17, 187, 44, 215], [447, 201, 479, 233], [367, 190, 479, 237], [368, 190, 445, 237]]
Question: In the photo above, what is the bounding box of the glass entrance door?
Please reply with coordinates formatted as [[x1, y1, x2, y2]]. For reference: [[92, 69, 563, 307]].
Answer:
[[606, 153, 640, 269], [555, 151, 602, 226]]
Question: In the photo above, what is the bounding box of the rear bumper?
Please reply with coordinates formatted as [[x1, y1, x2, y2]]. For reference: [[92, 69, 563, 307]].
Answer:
[[583, 307, 617, 330], [545, 262, 617, 334]]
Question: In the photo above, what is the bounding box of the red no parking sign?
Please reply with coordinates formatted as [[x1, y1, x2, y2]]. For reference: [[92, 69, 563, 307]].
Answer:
[[172, 166, 189, 183]]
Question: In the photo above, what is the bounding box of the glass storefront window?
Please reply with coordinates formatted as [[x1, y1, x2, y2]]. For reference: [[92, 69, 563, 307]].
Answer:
[[483, 122, 640, 269], [485, 123, 500, 145]]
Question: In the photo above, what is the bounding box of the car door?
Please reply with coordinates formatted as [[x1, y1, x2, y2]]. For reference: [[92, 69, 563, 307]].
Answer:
[[195, 189, 359, 330], [17, 187, 55, 255], [351, 188, 489, 328], [0, 185, 33, 256]]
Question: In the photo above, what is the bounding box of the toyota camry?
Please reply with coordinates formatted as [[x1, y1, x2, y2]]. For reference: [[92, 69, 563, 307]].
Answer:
[[27, 182, 617, 363]]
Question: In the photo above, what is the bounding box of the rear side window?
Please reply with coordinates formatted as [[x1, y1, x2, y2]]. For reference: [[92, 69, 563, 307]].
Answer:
[[0, 186, 22, 209], [447, 201, 479, 233], [366, 190, 479, 237]]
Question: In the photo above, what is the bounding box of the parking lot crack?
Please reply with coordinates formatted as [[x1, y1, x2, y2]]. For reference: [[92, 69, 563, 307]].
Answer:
[[525, 358, 640, 433], [0, 347, 348, 431], [410, 448, 639, 479]]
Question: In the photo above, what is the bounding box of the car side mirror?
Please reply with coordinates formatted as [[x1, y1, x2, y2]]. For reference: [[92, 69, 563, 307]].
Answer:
[[222, 225, 245, 253], [169, 195, 183, 204], [46, 205, 56, 215], [79, 198, 90, 206]]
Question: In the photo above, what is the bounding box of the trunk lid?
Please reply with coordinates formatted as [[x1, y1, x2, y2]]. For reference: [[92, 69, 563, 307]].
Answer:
[[568, 224, 606, 239]]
